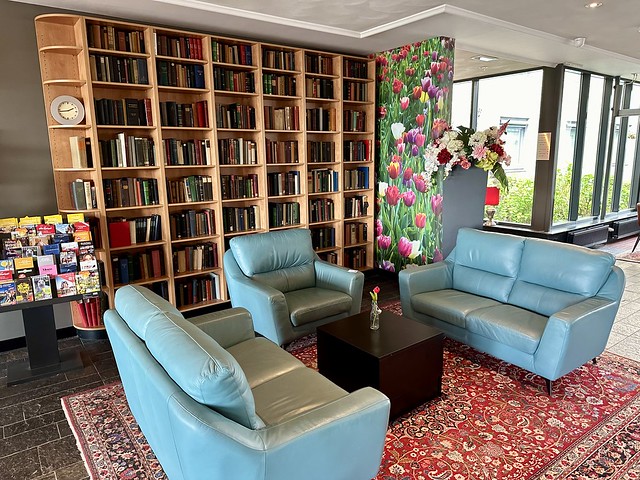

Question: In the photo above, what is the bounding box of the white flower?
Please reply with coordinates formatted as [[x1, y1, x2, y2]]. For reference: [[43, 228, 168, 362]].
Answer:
[[469, 131, 487, 146], [408, 240, 422, 259], [447, 139, 464, 153], [391, 122, 405, 140], [440, 130, 458, 146], [378, 181, 388, 197]]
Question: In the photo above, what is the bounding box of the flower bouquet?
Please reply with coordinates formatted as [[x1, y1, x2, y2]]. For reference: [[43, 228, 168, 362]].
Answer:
[[424, 121, 511, 191]]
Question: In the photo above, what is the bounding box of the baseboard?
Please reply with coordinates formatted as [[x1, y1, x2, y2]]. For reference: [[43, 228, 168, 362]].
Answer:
[[0, 326, 77, 353]]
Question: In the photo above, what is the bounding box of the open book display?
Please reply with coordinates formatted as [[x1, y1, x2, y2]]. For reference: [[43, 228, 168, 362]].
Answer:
[[0, 213, 103, 328]]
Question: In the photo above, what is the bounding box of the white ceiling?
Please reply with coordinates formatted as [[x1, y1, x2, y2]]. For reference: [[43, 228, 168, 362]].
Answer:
[[13, 0, 640, 80]]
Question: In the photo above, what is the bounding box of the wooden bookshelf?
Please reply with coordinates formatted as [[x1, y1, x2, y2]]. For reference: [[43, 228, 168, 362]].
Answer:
[[34, 13, 375, 320]]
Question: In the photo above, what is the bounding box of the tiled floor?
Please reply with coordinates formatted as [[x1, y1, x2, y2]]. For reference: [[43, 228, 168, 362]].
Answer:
[[0, 239, 638, 479]]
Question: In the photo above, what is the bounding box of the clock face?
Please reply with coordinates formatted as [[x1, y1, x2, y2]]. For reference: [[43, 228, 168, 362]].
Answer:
[[50, 95, 85, 125], [58, 101, 80, 120]]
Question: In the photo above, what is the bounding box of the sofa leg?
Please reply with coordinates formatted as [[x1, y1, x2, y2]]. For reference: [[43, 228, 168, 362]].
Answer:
[[592, 357, 597, 365], [545, 379, 552, 396]]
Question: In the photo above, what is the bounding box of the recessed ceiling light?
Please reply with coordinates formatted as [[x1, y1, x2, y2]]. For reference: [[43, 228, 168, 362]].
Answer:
[[471, 55, 499, 62], [585, 2, 602, 8]]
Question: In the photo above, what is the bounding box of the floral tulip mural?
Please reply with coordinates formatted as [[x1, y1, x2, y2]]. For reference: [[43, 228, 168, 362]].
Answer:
[[375, 38, 455, 272]]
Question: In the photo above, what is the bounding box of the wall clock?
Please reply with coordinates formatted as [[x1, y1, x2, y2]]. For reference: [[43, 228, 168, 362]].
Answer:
[[50, 95, 85, 125]]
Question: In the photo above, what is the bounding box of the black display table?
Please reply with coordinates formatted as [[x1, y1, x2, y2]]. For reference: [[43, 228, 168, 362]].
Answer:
[[2, 295, 85, 385]]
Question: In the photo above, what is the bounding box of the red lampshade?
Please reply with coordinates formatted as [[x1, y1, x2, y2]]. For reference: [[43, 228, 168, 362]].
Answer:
[[485, 186, 500, 206]]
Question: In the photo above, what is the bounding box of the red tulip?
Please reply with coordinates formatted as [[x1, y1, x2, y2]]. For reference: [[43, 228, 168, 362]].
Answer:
[[385, 185, 401, 206], [392, 78, 404, 94], [416, 114, 425, 127], [412, 85, 422, 99], [400, 97, 410, 110], [378, 106, 387, 119], [415, 212, 427, 229], [387, 161, 400, 179]]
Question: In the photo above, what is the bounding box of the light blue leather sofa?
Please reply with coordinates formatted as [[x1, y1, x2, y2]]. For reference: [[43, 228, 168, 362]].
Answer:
[[224, 229, 364, 346], [399, 228, 625, 393], [105, 285, 390, 480]]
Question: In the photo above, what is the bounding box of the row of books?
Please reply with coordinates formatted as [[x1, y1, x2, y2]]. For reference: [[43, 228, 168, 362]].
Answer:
[[304, 54, 333, 75], [169, 208, 215, 240], [75, 296, 104, 328], [317, 251, 338, 264], [344, 140, 372, 162], [305, 78, 334, 99], [99, 133, 156, 168], [157, 61, 205, 89], [265, 139, 299, 164], [107, 214, 162, 248], [344, 247, 367, 269], [263, 106, 299, 131], [89, 54, 149, 85], [263, 74, 296, 96], [155, 33, 203, 59], [70, 179, 97, 210], [173, 242, 218, 273], [306, 107, 337, 132], [221, 174, 260, 200], [343, 110, 367, 132], [111, 248, 163, 285], [343, 81, 368, 102], [87, 23, 145, 53], [212, 41, 253, 66], [215, 103, 256, 130], [311, 226, 335, 250], [345, 195, 369, 218], [343, 59, 368, 79], [268, 202, 300, 228], [309, 198, 335, 223], [344, 222, 368, 246], [309, 169, 339, 193], [95, 98, 153, 127], [69, 136, 94, 169], [217, 138, 258, 165], [307, 141, 335, 163], [267, 171, 300, 197], [175, 273, 220, 308], [163, 138, 212, 166], [213, 68, 255, 93], [262, 49, 296, 71], [222, 206, 261, 233], [159, 100, 209, 128], [103, 177, 160, 208], [166, 175, 214, 204], [344, 167, 370, 190]]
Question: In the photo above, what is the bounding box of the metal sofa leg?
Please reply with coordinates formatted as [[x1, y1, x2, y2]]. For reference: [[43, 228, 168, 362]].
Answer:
[[545, 378, 552, 395], [592, 357, 597, 364]]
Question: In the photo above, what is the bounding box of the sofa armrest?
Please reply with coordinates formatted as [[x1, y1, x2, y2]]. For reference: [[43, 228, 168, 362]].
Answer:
[[398, 261, 453, 319], [189, 307, 255, 349], [167, 387, 390, 479], [534, 296, 618, 380], [314, 260, 364, 314]]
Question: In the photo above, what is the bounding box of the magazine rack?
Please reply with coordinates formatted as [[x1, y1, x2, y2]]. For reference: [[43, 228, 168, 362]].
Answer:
[[3, 294, 86, 385]]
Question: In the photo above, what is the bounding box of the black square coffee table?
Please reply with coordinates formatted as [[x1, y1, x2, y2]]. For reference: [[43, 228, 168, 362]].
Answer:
[[317, 309, 444, 418]]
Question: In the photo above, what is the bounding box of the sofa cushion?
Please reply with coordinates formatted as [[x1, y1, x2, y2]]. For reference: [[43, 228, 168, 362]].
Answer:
[[285, 287, 353, 327], [143, 310, 265, 430], [114, 285, 182, 340], [466, 305, 548, 354], [252, 367, 347, 425], [452, 228, 525, 303], [229, 230, 316, 292], [508, 239, 615, 316], [227, 337, 305, 388], [411, 289, 501, 328]]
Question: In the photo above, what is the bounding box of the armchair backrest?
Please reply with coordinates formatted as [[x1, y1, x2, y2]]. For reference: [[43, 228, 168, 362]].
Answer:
[[229, 229, 316, 292]]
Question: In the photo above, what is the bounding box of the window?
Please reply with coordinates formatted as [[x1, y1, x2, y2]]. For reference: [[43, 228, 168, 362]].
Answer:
[[451, 81, 472, 129], [500, 116, 528, 171]]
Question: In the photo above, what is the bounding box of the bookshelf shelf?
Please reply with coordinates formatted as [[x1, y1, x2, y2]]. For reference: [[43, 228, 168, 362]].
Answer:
[[114, 276, 171, 289], [36, 12, 374, 314]]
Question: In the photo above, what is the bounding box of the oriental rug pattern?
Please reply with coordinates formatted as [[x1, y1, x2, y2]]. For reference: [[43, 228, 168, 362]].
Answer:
[[63, 309, 640, 479]]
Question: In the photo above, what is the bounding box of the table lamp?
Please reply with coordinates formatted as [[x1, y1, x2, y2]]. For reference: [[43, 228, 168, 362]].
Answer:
[[484, 187, 500, 226]]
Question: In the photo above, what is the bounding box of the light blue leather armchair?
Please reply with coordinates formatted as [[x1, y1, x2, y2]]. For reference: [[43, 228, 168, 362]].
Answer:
[[399, 228, 625, 393], [224, 229, 365, 345], [105, 285, 390, 480]]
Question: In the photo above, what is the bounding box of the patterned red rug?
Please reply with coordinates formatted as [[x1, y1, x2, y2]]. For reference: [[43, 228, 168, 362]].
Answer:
[[63, 305, 640, 480], [617, 251, 640, 264]]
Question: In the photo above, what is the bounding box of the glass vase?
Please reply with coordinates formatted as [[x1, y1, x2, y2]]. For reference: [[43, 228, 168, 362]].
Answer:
[[370, 300, 381, 330]]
